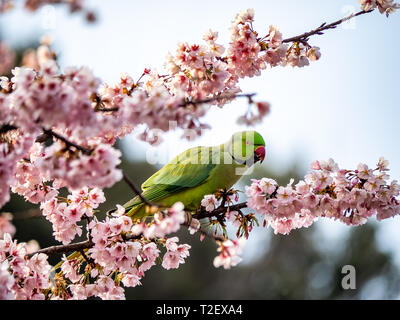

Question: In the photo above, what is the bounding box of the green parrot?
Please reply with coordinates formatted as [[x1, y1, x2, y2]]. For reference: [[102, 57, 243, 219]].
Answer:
[[121, 130, 266, 219], [53, 131, 265, 271]]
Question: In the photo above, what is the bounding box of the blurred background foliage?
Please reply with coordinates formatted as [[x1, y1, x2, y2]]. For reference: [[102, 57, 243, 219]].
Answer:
[[3, 142, 400, 299]]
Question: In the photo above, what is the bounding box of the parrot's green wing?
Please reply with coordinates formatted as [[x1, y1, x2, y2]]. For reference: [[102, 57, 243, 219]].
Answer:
[[123, 146, 217, 213]]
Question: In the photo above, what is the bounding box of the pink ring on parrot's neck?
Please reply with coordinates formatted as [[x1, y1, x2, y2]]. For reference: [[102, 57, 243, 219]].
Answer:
[[254, 146, 266, 163]]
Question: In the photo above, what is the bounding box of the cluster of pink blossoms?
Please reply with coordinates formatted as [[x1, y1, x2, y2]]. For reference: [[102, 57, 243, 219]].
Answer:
[[11, 145, 57, 204], [130, 202, 190, 239], [161, 237, 191, 270], [0, 129, 36, 207], [246, 158, 400, 235], [0, 56, 122, 206], [41, 187, 105, 244], [102, 8, 324, 142], [51, 203, 191, 300], [29, 141, 122, 190], [0, 200, 194, 300], [228, 9, 321, 75], [0, 233, 52, 300], [3, 63, 121, 144], [10, 138, 118, 206], [199, 158, 400, 268]]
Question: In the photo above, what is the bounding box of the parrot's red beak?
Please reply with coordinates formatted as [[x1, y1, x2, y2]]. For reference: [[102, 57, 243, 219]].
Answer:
[[254, 146, 266, 163]]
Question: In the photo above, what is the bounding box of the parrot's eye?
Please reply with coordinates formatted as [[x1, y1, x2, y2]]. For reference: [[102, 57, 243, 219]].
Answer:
[[245, 140, 250, 146]]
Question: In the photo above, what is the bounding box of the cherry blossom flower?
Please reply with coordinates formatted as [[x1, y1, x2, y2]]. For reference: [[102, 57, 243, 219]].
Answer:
[[162, 237, 191, 270], [187, 218, 201, 235], [94, 276, 125, 300], [61, 255, 81, 283], [201, 195, 219, 212], [213, 238, 246, 269], [377, 157, 389, 171], [226, 210, 242, 228], [307, 46, 321, 61]]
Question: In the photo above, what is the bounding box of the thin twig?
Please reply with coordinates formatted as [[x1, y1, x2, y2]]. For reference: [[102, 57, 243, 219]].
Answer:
[[282, 9, 373, 44], [79, 249, 95, 266], [28, 235, 143, 259], [96, 107, 119, 112], [121, 233, 143, 242], [42, 128, 93, 155], [94, 93, 257, 112], [180, 93, 257, 107], [182, 222, 225, 242], [122, 172, 156, 207], [193, 202, 248, 220], [26, 221, 218, 258]]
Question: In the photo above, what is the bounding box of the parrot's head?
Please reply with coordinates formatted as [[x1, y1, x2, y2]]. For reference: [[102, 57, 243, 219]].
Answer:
[[228, 131, 266, 166]]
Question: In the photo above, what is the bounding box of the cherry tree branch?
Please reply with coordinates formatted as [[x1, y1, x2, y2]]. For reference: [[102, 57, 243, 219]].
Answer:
[[26, 201, 246, 258], [0, 124, 95, 156], [41, 128, 93, 155], [95, 92, 258, 112], [27, 240, 92, 257], [193, 202, 248, 220], [179, 93, 257, 107], [282, 9, 373, 45]]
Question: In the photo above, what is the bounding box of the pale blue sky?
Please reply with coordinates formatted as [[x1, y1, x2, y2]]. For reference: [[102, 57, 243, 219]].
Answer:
[[1, 0, 400, 266]]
